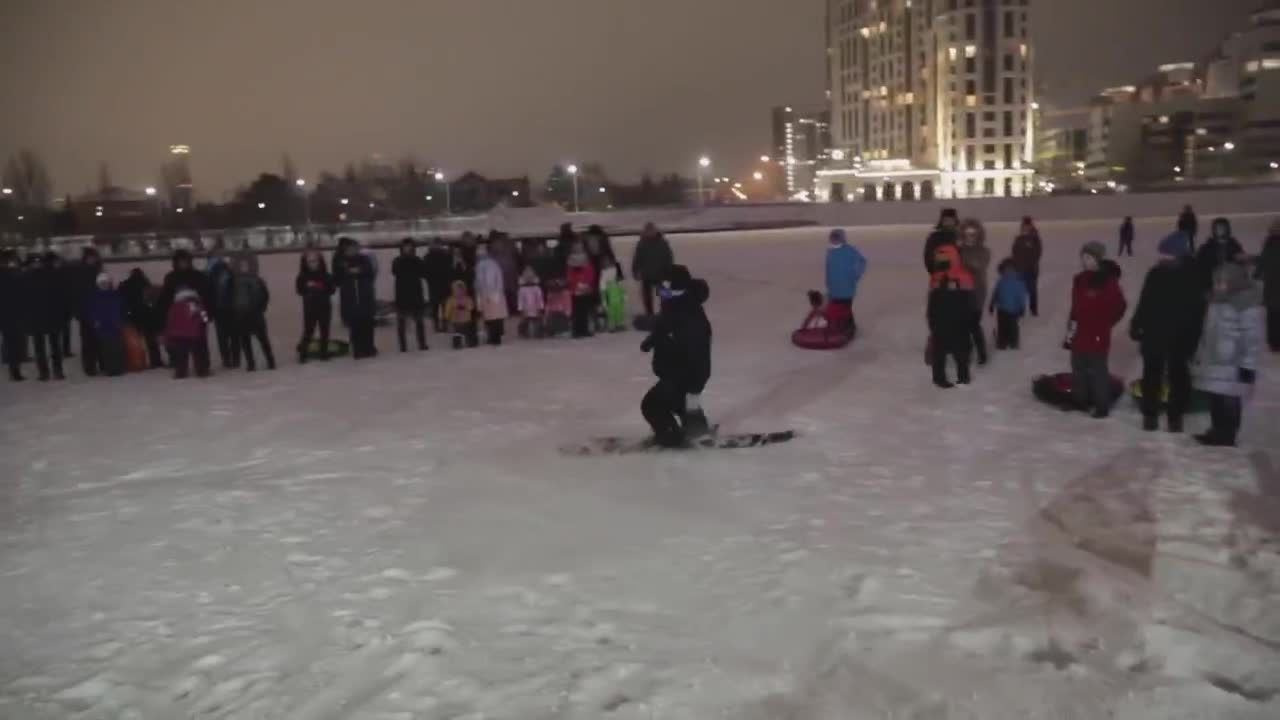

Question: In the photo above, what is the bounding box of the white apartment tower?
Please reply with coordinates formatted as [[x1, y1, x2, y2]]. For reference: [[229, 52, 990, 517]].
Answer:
[[818, 0, 1035, 201]]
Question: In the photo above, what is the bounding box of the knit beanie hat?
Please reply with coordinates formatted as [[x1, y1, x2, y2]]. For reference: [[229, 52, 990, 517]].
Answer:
[[1157, 231, 1191, 258], [829, 228, 848, 245], [1081, 241, 1107, 263]]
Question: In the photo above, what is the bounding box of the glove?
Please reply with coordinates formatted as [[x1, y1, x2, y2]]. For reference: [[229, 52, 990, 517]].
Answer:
[[640, 337, 654, 353], [1239, 368, 1256, 384], [1062, 320, 1077, 351]]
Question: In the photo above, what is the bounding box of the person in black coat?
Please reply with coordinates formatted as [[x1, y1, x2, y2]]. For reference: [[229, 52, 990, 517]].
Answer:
[[922, 208, 960, 273], [206, 251, 236, 368], [335, 241, 378, 359], [46, 252, 75, 358], [1195, 217, 1245, 292], [1260, 219, 1280, 351], [119, 268, 165, 369], [631, 222, 674, 318], [296, 250, 336, 362], [71, 247, 106, 376], [1177, 205, 1199, 250], [28, 253, 70, 380], [391, 238, 429, 352], [0, 250, 29, 381], [640, 265, 713, 447], [1118, 216, 1135, 257], [423, 237, 453, 332], [1129, 241, 1205, 432]]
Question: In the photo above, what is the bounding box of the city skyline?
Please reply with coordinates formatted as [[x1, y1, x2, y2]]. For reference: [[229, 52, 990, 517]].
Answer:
[[0, 0, 1255, 198]]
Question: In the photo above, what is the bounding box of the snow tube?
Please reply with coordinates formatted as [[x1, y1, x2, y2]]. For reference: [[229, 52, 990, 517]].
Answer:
[[792, 302, 855, 350], [792, 326, 855, 350], [302, 339, 350, 359], [1032, 372, 1125, 411], [1128, 380, 1210, 414], [122, 325, 149, 372]]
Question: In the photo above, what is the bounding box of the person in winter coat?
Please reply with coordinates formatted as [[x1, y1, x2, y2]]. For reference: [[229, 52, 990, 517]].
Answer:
[[473, 243, 508, 345], [1195, 217, 1245, 293], [423, 237, 453, 332], [0, 250, 28, 381], [923, 208, 960, 273], [1011, 216, 1043, 316], [448, 245, 473, 296], [1066, 242, 1127, 418], [825, 228, 868, 334], [1259, 218, 1280, 351], [296, 250, 336, 362], [1178, 205, 1199, 250], [119, 268, 165, 369], [443, 280, 478, 349], [28, 253, 70, 380], [1129, 234, 1205, 432], [47, 252, 74, 358], [85, 272, 127, 377], [489, 233, 521, 316], [1193, 261, 1264, 447], [544, 277, 572, 337], [223, 255, 275, 371], [631, 222, 675, 318], [565, 241, 598, 338], [958, 218, 992, 365], [927, 244, 975, 388], [73, 247, 106, 375], [583, 225, 616, 331], [165, 287, 211, 379], [517, 266, 546, 338], [1118, 216, 1135, 257], [335, 241, 378, 359], [392, 238, 429, 352], [206, 250, 236, 368], [640, 265, 713, 447], [989, 258, 1028, 350], [598, 250, 627, 333]]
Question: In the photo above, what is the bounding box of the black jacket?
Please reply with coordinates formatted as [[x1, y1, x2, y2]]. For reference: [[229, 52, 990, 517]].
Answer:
[[159, 251, 212, 317], [71, 258, 105, 320], [28, 265, 71, 332], [644, 279, 712, 393], [927, 282, 975, 349], [1129, 258, 1204, 358], [391, 254, 427, 311], [923, 230, 957, 273], [1120, 220, 1135, 244], [1195, 236, 1244, 291], [296, 266, 335, 317], [0, 266, 28, 333], [335, 253, 377, 323], [119, 270, 160, 332], [423, 247, 453, 300], [1177, 209, 1198, 239], [632, 233, 674, 283], [1260, 233, 1280, 309]]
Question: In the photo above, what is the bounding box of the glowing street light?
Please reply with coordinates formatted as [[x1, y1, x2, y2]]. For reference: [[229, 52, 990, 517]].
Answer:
[[598, 186, 607, 193], [699, 156, 711, 168], [294, 178, 311, 228], [257, 202, 266, 209], [425, 195, 434, 201], [434, 171, 452, 214], [1271, 161, 1279, 170], [696, 156, 712, 206], [1223, 141, 1236, 151], [295, 178, 306, 187], [567, 164, 580, 212], [340, 197, 349, 205], [753, 171, 764, 181], [760, 155, 771, 163], [176, 207, 184, 214], [1, 187, 11, 195], [144, 186, 157, 196], [511, 190, 520, 197]]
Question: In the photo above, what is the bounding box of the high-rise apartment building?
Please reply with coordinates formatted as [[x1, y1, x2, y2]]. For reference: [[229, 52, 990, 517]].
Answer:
[[771, 105, 832, 198], [817, 0, 1035, 202]]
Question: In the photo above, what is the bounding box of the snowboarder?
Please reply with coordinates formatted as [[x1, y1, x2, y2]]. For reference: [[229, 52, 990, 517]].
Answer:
[[631, 222, 674, 319], [1065, 242, 1127, 418], [989, 258, 1028, 351], [392, 238, 429, 352], [1118, 216, 1135, 257], [1129, 233, 1205, 432], [1011, 217, 1043, 317], [824, 228, 867, 336], [1260, 218, 1280, 352], [958, 218, 991, 365], [296, 250, 335, 362], [1193, 261, 1264, 447], [640, 265, 712, 447], [927, 244, 975, 388]]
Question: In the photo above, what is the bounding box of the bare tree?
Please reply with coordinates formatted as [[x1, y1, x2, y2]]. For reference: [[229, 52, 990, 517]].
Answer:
[[3, 149, 53, 209]]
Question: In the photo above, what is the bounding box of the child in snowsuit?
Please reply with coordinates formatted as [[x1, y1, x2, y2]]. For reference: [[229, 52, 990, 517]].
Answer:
[[565, 243, 597, 338], [598, 250, 627, 333], [443, 280, 478, 349], [296, 250, 335, 362], [1193, 262, 1264, 447], [517, 266, 546, 339], [86, 272, 127, 377], [165, 287, 211, 379], [474, 243, 508, 345], [927, 244, 975, 388], [224, 255, 275, 371], [544, 277, 572, 337], [1065, 242, 1127, 418], [988, 258, 1029, 350]]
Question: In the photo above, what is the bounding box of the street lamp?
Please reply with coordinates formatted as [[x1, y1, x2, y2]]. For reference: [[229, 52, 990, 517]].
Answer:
[[697, 156, 711, 206], [144, 186, 161, 233], [567, 164, 580, 213], [144, 186, 157, 196], [258, 202, 266, 209], [295, 178, 311, 229], [340, 197, 349, 205], [760, 155, 771, 163], [1, 187, 11, 195], [1223, 141, 1236, 151], [434, 171, 451, 214]]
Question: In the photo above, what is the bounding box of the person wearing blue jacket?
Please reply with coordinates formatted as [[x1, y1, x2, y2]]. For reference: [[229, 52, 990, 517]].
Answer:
[[825, 228, 867, 333], [988, 258, 1029, 350], [85, 272, 127, 376]]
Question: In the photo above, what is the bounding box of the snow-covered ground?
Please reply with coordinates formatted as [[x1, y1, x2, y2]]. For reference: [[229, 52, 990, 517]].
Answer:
[[2, 216, 1278, 719]]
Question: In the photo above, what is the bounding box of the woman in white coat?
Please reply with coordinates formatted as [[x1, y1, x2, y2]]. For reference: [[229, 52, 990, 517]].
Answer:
[[474, 243, 508, 346], [1193, 261, 1265, 447]]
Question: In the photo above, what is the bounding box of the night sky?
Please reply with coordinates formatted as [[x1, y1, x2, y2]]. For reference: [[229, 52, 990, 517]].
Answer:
[[0, 0, 1255, 198]]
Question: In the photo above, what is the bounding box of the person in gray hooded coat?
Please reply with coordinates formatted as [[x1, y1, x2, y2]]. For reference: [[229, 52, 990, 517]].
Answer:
[[958, 218, 991, 365], [1192, 261, 1264, 447]]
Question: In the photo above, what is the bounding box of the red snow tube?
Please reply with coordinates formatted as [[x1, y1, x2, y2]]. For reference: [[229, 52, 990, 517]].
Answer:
[[792, 305, 856, 350], [1032, 372, 1125, 411]]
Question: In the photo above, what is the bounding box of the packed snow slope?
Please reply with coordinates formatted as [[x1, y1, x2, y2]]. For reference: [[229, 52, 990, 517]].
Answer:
[[2, 215, 1278, 719]]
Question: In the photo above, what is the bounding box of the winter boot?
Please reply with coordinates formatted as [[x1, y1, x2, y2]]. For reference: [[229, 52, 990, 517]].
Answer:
[[1167, 415, 1184, 434], [1143, 416, 1159, 432], [683, 409, 712, 442]]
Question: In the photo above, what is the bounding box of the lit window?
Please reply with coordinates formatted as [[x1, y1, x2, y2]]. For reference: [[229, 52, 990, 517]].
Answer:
[[965, 45, 977, 58], [966, 95, 978, 107], [1246, 60, 1261, 73], [1263, 58, 1280, 70], [1020, 44, 1028, 58], [948, 47, 958, 61]]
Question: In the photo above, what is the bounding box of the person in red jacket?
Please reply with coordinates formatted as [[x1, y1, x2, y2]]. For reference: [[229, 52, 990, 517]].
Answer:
[[565, 241, 597, 338], [165, 286, 212, 379], [1065, 242, 1127, 417]]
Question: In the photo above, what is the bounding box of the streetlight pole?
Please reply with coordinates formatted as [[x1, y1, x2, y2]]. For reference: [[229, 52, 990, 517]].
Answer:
[[697, 156, 711, 206], [435, 171, 451, 215], [567, 164, 580, 213], [144, 186, 160, 235], [295, 178, 311, 232]]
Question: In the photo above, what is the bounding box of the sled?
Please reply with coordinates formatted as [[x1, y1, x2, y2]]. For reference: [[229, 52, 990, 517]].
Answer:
[[1128, 379, 1210, 414], [302, 339, 350, 359], [1032, 372, 1125, 412], [122, 324, 149, 372], [561, 429, 797, 457], [792, 326, 855, 350], [791, 293, 856, 350]]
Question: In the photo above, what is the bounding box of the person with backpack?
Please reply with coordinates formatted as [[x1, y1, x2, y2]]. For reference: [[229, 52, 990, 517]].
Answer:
[[392, 238, 429, 352], [927, 244, 975, 388]]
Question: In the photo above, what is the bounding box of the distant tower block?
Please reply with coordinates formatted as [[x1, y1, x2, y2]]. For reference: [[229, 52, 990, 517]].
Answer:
[[165, 144, 194, 209]]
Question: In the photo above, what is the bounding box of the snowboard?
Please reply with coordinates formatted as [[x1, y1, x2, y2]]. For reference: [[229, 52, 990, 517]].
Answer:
[[560, 429, 797, 457]]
